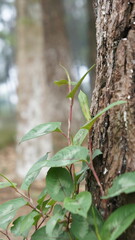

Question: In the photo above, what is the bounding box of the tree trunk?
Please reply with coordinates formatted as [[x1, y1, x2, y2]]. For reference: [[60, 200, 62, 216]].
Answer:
[[16, 0, 53, 177], [86, 0, 135, 238]]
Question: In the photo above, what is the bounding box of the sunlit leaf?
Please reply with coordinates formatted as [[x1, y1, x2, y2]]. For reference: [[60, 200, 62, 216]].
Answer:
[[21, 153, 48, 190], [46, 167, 73, 201], [46, 145, 88, 167], [64, 191, 92, 218], [78, 90, 91, 121], [67, 64, 95, 99], [100, 204, 135, 240], [73, 129, 89, 146], [0, 198, 27, 230], [54, 79, 76, 86], [20, 122, 62, 143], [102, 172, 135, 199], [82, 101, 126, 130]]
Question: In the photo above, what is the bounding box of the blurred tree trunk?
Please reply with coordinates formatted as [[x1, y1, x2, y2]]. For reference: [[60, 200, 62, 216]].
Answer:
[[41, 0, 82, 150], [87, 1, 135, 238], [16, 0, 52, 177], [87, 0, 96, 97]]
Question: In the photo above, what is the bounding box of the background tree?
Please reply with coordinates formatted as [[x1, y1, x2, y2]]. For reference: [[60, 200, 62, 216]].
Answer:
[[86, 1, 135, 239], [41, 0, 82, 150], [16, 0, 52, 177]]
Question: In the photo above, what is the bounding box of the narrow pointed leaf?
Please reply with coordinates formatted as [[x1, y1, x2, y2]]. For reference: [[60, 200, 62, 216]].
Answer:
[[73, 129, 89, 146], [64, 191, 92, 218], [20, 122, 62, 143], [82, 100, 126, 130], [0, 182, 17, 189], [67, 64, 95, 99], [54, 79, 76, 86], [102, 172, 135, 199], [46, 167, 73, 201], [54, 79, 68, 85], [92, 149, 102, 160], [78, 90, 91, 121], [100, 204, 135, 240], [46, 146, 88, 167], [60, 64, 71, 83], [0, 173, 17, 188], [0, 198, 27, 229], [21, 153, 48, 190]]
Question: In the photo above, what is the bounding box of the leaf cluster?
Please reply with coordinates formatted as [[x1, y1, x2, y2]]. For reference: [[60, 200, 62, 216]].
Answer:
[[0, 66, 132, 240]]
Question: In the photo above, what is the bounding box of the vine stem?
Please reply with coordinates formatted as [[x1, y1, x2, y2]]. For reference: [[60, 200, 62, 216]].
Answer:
[[0, 230, 11, 240], [87, 131, 104, 197], [13, 187, 45, 217]]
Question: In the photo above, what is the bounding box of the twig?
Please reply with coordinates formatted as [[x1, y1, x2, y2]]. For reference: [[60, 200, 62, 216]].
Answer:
[[0, 230, 11, 240], [13, 187, 44, 217]]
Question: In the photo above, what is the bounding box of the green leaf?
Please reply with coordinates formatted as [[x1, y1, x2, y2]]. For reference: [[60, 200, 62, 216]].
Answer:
[[54, 79, 76, 86], [32, 225, 69, 240], [73, 129, 89, 146], [0, 182, 17, 189], [71, 206, 103, 240], [0, 198, 27, 230], [102, 172, 135, 199], [46, 205, 65, 236], [46, 167, 74, 201], [92, 149, 102, 160], [54, 79, 69, 85], [21, 153, 48, 190], [42, 199, 56, 214], [100, 204, 135, 240], [60, 64, 71, 84], [11, 211, 39, 237], [67, 64, 95, 99], [20, 122, 62, 143], [82, 100, 127, 130], [46, 145, 88, 167], [0, 173, 17, 188], [37, 188, 47, 205], [78, 90, 91, 121], [31, 226, 47, 240], [64, 191, 92, 218], [75, 163, 89, 184]]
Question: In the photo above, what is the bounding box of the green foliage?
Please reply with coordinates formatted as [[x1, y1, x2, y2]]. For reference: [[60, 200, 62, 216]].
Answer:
[[46, 167, 74, 201], [82, 100, 127, 130], [20, 122, 62, 143], [102, 172, 135, 199], [100, 204, 135, 240], [0, 67, 131, 240]]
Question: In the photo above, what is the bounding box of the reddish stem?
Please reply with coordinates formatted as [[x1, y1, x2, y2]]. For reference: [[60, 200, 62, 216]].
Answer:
[[88, 131, 104, 197], [67, 98, 73, 145]]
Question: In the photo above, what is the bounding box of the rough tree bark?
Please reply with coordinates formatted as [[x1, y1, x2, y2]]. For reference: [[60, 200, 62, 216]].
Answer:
[[87, 0, 135, 239], [16, 0, 52, 177]]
